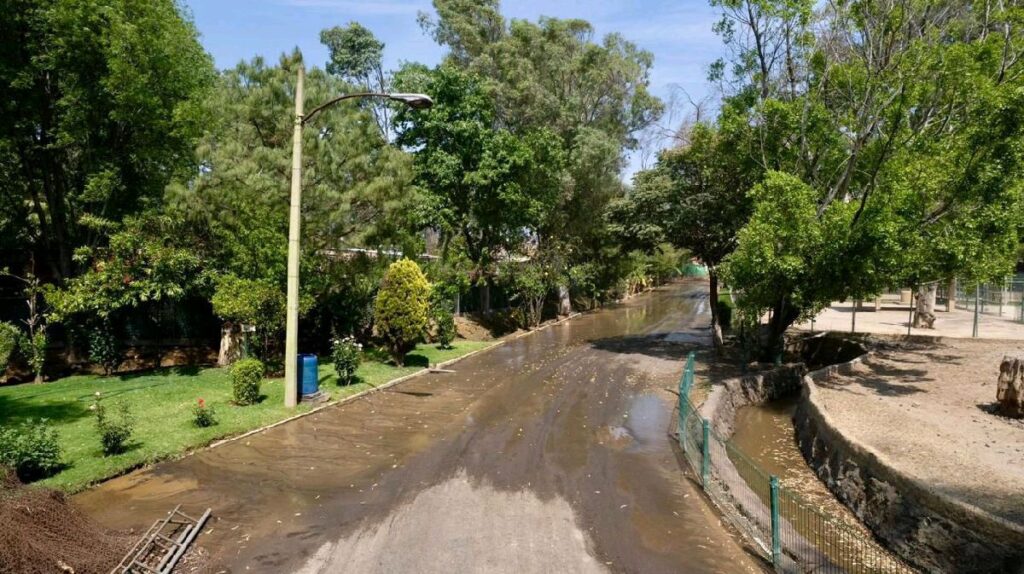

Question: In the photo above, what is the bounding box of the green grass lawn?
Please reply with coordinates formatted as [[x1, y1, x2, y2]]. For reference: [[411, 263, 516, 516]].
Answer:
[[0, 340, 493, 492]]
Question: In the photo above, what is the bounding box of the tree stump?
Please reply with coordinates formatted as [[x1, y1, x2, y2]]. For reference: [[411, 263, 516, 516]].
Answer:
[[997, 356, 1024, 418], [217, 321, 242, 367]]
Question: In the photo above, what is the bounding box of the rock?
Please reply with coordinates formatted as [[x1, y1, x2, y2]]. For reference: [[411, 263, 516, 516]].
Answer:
[[996, 356, 1024, 418]]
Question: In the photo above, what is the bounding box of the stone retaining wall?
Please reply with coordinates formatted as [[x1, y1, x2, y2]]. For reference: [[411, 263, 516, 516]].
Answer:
[[794, 348, 1024, 574]]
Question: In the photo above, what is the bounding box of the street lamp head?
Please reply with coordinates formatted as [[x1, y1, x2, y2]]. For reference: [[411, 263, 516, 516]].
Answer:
[[388, 93, 434, 109]]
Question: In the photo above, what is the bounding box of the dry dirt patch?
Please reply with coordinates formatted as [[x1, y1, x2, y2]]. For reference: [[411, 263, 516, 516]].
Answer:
[[816, 337, 1024, 524]]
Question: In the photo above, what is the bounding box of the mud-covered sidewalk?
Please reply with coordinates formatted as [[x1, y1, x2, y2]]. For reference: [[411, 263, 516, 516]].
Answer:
[[73, 281, 763, 574]]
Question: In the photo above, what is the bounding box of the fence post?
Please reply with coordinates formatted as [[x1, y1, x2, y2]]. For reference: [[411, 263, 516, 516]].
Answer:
[[973, 285, 980, 338], [679, 352, 695, 449], [770, 475, 781, 569], [701, 419, 710, 488]]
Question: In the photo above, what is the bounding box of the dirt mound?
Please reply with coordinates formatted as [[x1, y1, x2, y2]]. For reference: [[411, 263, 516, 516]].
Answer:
[[454, 314, 498, 340], [0, 467, 131, 574]]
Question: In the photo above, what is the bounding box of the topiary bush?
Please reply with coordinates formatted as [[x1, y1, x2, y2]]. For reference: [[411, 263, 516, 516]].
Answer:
[[330, 336, 362, 385], [374, 259, 431, 365], [0, 419, 63, 482], [0, 322, 19, 375], [93, 397, 134, 456], [231, 358, 264, 405]]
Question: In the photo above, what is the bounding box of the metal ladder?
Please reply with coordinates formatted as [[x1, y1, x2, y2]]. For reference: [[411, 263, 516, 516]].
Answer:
[[112, 505, 211, 574]]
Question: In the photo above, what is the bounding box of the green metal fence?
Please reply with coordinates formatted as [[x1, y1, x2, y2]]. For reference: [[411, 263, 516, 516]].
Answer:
[[675, 353, 916, 573]]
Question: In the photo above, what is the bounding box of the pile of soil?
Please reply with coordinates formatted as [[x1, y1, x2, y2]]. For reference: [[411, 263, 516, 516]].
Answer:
[[0, 467, 131, 574], [454, 314, 499, 340]]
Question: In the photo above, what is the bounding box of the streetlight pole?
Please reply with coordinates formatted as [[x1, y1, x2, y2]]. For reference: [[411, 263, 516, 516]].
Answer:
[[284, 64, 432, 407], [284, 67, 305, 408]]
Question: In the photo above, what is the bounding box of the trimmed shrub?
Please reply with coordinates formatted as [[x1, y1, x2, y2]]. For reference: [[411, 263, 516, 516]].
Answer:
[[0, 322, 18, 374], [231, 358, 264, 405], [192, 398, 217, 427], [87, 321, 120, 375], [374, 259, 430, 365], [434, 307, 456, 349], [94, 398, 134, 456], [330, 336, 362, 385], [0, 419, 63, 482]]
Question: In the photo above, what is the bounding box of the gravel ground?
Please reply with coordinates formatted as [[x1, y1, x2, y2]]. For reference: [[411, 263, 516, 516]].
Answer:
[[816, 338, 1024, 524]]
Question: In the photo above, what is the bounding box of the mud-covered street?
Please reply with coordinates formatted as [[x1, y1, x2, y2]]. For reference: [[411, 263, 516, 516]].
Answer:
[[75, 281, 763, 573]]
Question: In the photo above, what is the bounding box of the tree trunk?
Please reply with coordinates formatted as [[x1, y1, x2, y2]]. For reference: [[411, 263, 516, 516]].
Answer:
[[764, 296, 800, 362], [480, 281, 491, 314], [218, 321, 243, 366], [946, 277, 956, 312], [914, 284, 937, 328], [556, 283, 572, 316], [708, 269, 723, 349]]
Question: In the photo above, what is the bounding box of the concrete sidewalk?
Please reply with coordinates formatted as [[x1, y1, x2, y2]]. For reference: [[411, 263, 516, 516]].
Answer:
[[795, 301, 1024, 340]]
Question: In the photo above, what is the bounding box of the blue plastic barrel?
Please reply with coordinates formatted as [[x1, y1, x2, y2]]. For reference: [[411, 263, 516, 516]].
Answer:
[[298, 354, 319, 396]]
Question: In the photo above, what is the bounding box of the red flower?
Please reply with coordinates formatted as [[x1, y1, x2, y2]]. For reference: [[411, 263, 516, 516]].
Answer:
[[197, 398, 205, 407]]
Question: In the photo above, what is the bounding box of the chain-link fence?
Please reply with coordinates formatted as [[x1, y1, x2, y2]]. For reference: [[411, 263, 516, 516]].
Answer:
[[937, 277, 1024, 323], [675, 353, 916, 573]]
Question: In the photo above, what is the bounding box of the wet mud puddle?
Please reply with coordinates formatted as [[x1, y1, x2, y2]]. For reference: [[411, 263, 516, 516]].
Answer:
[[730, 399, 890, 537]]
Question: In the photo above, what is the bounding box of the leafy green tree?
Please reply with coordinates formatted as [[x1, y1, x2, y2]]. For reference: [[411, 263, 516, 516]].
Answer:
[[168, 54, 417, 285], [2, 269, 49, 383], [0, 0, 214, 280], [320, 22, 392, 138], [715, 0, 1024, 352], [44, 215, 206, 322], [374, 259, 431, 365], [211, 275, 286, 361], [498, 259, 552, 329], [167, 53, 420, 358], [0, 322, 18, 375], [393, 63, 565, 310], [419, 3, 665, 310], [608, 121, 758, 338]]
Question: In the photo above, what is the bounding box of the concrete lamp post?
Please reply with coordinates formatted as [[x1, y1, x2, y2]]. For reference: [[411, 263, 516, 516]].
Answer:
[[284, 65, 433, 408]]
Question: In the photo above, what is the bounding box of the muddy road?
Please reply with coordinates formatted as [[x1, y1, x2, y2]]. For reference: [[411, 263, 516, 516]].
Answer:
[[75, 281, 763, 573]]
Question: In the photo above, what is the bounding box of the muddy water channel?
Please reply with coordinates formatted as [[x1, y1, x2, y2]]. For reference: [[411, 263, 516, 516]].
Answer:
[[75, 281, 764, 574], [730, 399, 905, 562]]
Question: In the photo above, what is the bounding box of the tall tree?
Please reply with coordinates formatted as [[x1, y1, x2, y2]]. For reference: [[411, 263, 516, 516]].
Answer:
[[392, 63, 565, 309], [320, 22, 393, 139], [0, 0, 214, 281], [608, 120, 758, 340], [166, 53, 419, 358], [418, 1, 664, 310], [716, 0, 1024, 352]]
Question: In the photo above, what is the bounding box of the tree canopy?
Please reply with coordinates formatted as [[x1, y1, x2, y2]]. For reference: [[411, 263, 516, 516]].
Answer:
[[0, 0, 214, 280]]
